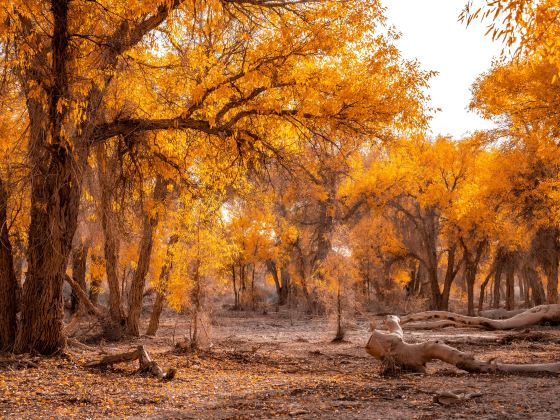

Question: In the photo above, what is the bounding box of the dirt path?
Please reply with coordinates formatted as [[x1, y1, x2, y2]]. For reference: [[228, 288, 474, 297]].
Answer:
[[1, 310, 559, 419]]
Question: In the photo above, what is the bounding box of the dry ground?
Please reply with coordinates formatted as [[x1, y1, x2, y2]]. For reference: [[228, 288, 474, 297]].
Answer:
[[1, 308, 560, 419]]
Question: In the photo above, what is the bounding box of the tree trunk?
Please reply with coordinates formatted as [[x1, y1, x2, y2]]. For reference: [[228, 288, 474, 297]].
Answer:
[[545, 257, 559, 304], [0, 179, 17, 351], [505, 257, 516, 310], [492, 254, 504, 308], [70, 243, 89, 314], [231, 264, 239, 309], [14, 0, 89, 355], [15, 148, 82, 354], [280, 266, 290, 305], [12, 235, 24, 311], [427, 266, 442, 310], [96, 144, 125, 327], [478, 269, 494, 313], [127, 176, 167, 336], [461, 240, 485, 316], [146, 235, 178, 336], [533, 227, 559, 304], [266, 260, 282, 304], [522, 264, 544, 306]]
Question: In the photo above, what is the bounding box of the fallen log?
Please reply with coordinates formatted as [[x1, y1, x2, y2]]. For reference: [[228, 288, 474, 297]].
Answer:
[[365, 315, 560, 374], [478, 308, 525, 319], [404, 320, 461, 330], [86, 345, 176, 380], [400, 304, 560, 330]]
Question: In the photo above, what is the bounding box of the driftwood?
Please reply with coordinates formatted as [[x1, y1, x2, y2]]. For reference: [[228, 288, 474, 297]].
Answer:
[[403, 320, 461, 330], [478, 308, 525, 319], [400, 304, 560, 330], [86, 345, 176, 380], [366, 315, 560, 374]]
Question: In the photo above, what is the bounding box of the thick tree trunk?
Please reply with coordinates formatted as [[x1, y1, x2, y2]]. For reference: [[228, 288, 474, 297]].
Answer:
[[146, 235, 178, 336], [366, 315, 560, 374], [127, 177, 167, 336], [534, 227, 559, 304], [15, 155, 82, 354], [14, 0, 88, 355], [0, 179, 17, 351], [400, 304, 560, 330], [545, 258, 559, 304], [523, 264, 546, 306]]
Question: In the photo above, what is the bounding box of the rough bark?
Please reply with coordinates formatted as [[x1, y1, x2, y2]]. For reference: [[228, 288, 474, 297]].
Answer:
[[400, 304, 560, 330], [14, 0, 83, 354], [12, 0, 187, 355], [0, 179, 17, 351], [366, 315, 560, 374], [127, 176, 167, 336], [86, 345, 176, 380]]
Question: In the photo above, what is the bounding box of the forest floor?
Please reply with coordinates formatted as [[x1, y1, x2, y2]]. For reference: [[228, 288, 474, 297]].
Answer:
[[1, 307, 560, 419]]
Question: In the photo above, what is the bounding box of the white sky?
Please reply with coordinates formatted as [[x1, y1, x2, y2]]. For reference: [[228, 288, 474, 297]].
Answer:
[[384, 0, 502, 138]]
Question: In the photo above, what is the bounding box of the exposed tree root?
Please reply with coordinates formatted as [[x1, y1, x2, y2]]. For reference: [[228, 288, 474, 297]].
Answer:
[[365, 315, 560, 374], [400, 304, 560, 330], [0, 354, 40, 369], [86, 345, 176, 380]]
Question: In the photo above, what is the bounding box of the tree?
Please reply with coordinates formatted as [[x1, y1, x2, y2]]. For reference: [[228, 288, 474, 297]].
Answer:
[[2, 0, 420, 354]]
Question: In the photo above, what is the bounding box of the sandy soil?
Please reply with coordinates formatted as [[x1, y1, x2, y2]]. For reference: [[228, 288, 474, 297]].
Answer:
[[1, 308, 559, 419]]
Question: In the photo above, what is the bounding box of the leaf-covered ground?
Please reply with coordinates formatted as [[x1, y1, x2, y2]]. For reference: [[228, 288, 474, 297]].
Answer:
[[1, 310, 559, 419]]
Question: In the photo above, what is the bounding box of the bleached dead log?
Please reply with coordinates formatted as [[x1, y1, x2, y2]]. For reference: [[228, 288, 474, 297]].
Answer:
[[365, 315, 560, 374], [400, 304, 560, 330], [404, 320, 461, 330], [478, 308, 525, 319], [86, 345, 176, 380]]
